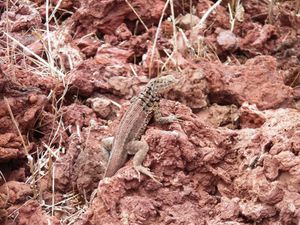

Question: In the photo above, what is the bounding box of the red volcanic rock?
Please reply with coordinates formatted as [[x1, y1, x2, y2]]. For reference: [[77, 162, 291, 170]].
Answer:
[[70, 0, 166, 36], [1, 0, 300, 224], [95, 45, 134, 64], [6, 200, 59, 225], [263, 155, 280, 180], [217, 29, 238, 52], [215, 197, 240, 220], [0, 73, 47, 162], [239, 24, 277, 54], [75, 100, 238, 224], [202, 55, 293, 109], [240, 201, 277, 221], [115, 23, 133, 41], [74, 36, 101, 58], [0, 181, 32, 204], [168, 69, 209, 110], [67, 56, 146, 97], [0, 2, 42, 32], [238, 103, 266, 128], [0, 133, 29, 161]]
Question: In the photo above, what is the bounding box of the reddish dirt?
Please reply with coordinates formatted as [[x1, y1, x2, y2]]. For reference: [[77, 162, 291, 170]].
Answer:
[[0, 0, 300, 224]]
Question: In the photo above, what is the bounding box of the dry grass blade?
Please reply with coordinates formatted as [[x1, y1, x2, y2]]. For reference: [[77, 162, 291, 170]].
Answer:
[[267, 0, 275, 24], [45, 0, 55, 78], [4, 97, 38, 198], [4, 97, 30, 157], [161, 49, 183, 72], [187, 0, 222, 58], [129, 64, 138, 77], [169, 0, 178, 54], [3, 32, 65, 79], [149, 0, 170, 76], [197, 0, 222, 28], [178, 27, 194, 53], [49, 0, 63, 22], [51, 164, 55, 216], [290, 71, 300, 87], [2, 1, 90, 224], [0, 170, 9, 207], [8, 200, 31, 219], [228, 2, 235, 31], [125, 0, 149, 31]]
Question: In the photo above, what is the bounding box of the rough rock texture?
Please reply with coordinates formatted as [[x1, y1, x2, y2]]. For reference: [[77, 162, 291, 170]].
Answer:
[[54, 125, 109, 196], [203, 55, 294, 109], [75, 101, 300, 225], [6, 200, 60, 225], [0, 73, 47, 163], [71, 0, 167, 36], [0, 0, 300, 224], [0, 182, 59, 224], [67, 57, 146, 97], [0, 2, 42, 32]]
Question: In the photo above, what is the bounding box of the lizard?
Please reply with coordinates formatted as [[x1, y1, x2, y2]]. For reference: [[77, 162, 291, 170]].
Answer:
[[103, 75, 178, 181]]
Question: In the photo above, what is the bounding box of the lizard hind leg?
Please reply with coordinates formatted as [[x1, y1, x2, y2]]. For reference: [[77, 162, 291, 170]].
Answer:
[[101, 137, 114, 152], [153, 101, 180, 124], [126, 140, 160, 183], [102, 137, 114, 169]]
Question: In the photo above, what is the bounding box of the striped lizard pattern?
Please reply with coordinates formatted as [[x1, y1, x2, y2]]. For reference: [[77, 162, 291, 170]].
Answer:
[[103, 75, 178, 181]]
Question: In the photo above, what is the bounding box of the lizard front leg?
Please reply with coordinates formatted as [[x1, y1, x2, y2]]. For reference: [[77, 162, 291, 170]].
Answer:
[[153, 101, 178, 124], [126, 139, 160, 183]]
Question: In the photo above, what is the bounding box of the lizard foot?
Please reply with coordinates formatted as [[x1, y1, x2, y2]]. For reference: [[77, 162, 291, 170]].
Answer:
[[157, 114, 184, 124], [173, 114, 184, 122], [134, 165, 161, 184]]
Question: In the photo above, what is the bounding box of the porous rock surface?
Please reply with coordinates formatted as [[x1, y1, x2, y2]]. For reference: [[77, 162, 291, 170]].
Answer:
[[0, 0, 299, 224]]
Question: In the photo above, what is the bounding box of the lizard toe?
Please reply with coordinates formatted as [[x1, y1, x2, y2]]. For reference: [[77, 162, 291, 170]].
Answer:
[[134, 167, 141, 182], [134, 165, 161, 184]]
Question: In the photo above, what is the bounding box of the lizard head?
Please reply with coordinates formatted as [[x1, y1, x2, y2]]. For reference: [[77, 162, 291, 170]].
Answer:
[[151, 75, 178, 94]]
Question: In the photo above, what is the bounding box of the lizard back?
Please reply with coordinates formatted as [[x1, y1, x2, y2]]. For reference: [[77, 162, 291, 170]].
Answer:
[[104, 99, 154, 177], [104, 75, 178, 177]]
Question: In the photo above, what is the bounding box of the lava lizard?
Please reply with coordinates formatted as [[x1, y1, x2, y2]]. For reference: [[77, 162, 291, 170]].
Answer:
[[103, 75, 178, 181]]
